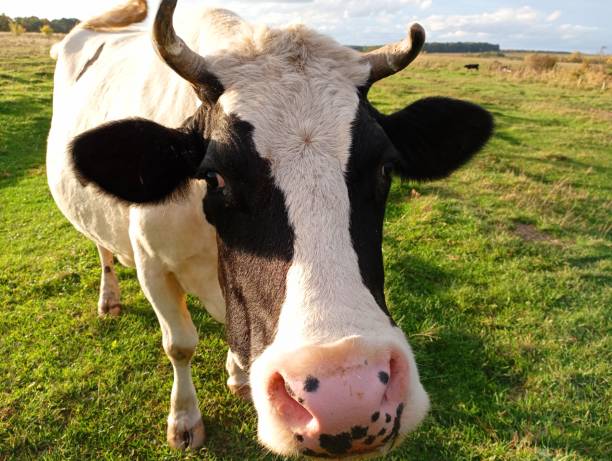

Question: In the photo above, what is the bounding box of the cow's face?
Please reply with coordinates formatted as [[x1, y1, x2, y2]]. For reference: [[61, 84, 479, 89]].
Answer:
[[72, 2, 493, 458]]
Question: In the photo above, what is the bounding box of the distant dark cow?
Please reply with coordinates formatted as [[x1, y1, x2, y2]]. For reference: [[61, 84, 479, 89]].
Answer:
[[465, 63, 480, 71], [47, 0, 493, 457]]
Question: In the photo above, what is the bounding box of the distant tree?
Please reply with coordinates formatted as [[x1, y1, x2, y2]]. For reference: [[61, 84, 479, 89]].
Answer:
[[0, 14, 79, 34], [40, 24, 54, 36], [14, 16, 50, 32], [50, 18, 80, 34], [9, 20, 25, 36], [0, 13, 11, 32]]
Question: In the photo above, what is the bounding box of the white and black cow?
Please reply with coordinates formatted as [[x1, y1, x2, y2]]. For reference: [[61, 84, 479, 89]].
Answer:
[[47, 0, 493, 457]]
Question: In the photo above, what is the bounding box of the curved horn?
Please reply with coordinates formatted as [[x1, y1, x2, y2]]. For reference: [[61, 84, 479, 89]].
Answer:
[[364, 23, 426, 83], [153, 0, 221, 97]]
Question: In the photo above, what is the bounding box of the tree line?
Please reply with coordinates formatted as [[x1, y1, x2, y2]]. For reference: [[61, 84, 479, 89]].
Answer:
[[0, 13, 79, 34], [353, 42, 501, 54], [424, 42, 500, 53]]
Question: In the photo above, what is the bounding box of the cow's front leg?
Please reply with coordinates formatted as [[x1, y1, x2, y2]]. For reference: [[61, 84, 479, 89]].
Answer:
[[226, 349, 251, 400], [135, 257, 204, 449], [96, 244, 121, 316]]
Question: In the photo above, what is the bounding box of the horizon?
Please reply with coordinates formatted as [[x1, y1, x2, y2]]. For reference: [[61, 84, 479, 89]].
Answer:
[[0, 0, 609, 54]]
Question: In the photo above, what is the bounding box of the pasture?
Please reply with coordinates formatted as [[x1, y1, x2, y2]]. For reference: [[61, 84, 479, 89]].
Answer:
[[1, 33, 610, 460]]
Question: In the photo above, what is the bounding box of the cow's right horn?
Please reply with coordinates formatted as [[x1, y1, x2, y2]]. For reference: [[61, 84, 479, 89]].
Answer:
[[153, 0, 222, 99], [363, 23, 426, 84]]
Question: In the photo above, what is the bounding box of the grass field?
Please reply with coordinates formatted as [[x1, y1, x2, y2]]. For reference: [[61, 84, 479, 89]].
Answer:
[[1, 33, 611, 460]]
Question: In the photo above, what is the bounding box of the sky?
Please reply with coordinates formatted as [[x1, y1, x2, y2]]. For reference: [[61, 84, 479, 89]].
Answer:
[[0, 0, 610, 53]]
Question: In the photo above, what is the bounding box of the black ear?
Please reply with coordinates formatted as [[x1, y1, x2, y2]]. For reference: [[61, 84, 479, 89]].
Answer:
[[379, 97, 493, 180], [71, 118, 207, 203]]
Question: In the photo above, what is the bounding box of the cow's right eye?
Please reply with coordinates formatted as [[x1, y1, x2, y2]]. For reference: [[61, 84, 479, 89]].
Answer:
[[204, 171, 226, 192]]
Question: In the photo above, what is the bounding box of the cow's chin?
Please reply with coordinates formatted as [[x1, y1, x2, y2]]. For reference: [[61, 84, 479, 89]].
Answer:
[[249, 335, 430, 458]]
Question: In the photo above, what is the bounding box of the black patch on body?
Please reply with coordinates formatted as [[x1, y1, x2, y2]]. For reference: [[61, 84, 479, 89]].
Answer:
[[371, 411, 380, 423], [385, 413, 392, 423], [378, 371, 390, 385], [295, 434, 304, 443], [364, 435, 376, 445], [351, 425, 368, 439], [104, 266, 112, 274], [304, 376, 320, 393], [76, 43, 105, 82], [319, 432, 352, 455]]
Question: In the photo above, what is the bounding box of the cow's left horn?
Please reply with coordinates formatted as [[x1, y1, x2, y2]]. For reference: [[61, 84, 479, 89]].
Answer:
[[153, 0, 221, 96], [363, 23, 426, 83]]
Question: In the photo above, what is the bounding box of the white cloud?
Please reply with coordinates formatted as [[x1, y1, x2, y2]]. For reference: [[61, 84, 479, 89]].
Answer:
[[546, 10, 562, 22]]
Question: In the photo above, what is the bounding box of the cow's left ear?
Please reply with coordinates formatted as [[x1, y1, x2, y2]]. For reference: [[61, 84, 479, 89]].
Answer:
[[378, 97, 494, 180], [71, 118, 207, 204]]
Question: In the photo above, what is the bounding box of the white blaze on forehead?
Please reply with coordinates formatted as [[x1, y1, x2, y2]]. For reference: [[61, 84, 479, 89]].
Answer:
[[207, 21, 392, 345]]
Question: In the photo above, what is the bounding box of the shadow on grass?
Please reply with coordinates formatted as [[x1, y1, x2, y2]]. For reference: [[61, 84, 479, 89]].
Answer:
[[0, 95, 51, 191]]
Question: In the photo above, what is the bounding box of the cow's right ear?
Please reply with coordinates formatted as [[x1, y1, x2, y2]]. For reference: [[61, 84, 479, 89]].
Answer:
[[71, 118, 207, 204]]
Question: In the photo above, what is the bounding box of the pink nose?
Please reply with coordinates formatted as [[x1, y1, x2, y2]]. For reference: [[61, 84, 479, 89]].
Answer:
[[267, 351, 408, 457]]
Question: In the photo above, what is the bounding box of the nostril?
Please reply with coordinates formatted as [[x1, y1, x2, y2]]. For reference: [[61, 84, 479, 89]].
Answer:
[[268, 372, 314, 430]]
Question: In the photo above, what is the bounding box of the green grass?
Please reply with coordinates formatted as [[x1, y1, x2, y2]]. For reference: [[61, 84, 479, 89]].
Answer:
[[1, 35, 611, 460]]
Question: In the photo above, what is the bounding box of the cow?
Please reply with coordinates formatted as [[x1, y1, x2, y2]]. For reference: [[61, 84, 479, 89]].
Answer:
[[464, 63, 480, 71], [46, 0, 493, 457]]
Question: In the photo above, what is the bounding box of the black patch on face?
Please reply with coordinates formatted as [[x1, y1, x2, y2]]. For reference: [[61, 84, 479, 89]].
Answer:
[[76, 43, 105, 82], [304, 376, 320, 393], [351, 425, 368, 439], [295, 434, 304, 443], [346, 98, 397, 321], [203, 118, 295, 369], [303, 448, 330, 458], [378, 371, 390, 385], [381, 402, 404, 447], [371, 411, 380, 423], [319, 432, 352, 455]]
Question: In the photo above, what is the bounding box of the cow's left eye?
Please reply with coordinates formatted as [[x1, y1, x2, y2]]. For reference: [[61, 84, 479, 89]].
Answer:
[[382, 162, 395, 178], [204, 171, 226, 191]]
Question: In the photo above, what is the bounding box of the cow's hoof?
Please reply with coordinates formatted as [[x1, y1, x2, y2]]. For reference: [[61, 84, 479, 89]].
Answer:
[[98, 303, 121, 317], [228, 382, 252, 401], [167, 417, 205, 450]]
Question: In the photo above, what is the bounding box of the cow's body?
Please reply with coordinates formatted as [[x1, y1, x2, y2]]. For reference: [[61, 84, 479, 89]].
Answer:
[[47, 1, 493, 457], [48, 11, 225, 320], [48, 8, 248, 447]]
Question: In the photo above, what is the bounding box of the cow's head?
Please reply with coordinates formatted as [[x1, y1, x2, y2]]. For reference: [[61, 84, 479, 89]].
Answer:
[[71, 0, 493, 457]]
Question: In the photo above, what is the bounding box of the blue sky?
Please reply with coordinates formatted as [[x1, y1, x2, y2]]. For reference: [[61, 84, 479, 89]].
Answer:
[[0, 0, 609, 53]]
